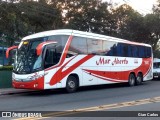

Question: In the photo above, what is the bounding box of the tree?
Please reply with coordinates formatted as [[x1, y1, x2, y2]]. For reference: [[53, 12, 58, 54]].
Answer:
[[0, 1, 24, 46], [144, 14, 160, 50], [111, 4, 146, 41], [0, 0, 63, 46], [19, 1, 63, 32], [52, 0, 112, 34]]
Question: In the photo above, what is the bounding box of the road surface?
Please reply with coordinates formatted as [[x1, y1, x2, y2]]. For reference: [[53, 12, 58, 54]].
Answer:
[[0, 79, 160, 119]]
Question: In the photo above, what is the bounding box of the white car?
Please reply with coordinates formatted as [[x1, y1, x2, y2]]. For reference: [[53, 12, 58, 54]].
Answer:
[[153, 58, 160, 79]]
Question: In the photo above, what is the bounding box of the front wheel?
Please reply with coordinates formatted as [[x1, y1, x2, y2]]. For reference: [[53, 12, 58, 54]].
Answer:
[[128, 73, 136, 86], [66, 76, 78, 93]]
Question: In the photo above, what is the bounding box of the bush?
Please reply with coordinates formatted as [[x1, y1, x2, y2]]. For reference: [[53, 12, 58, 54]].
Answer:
[[0, 66, 13, 71]]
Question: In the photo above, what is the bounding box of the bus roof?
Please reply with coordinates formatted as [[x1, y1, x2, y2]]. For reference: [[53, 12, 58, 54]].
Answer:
[[22, 29, 151, 47]]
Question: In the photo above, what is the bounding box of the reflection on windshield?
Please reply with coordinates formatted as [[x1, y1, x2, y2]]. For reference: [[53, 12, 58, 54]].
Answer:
[[13, 35, 69, 74], [13, 38, 46, 74], [33, 56, 42, 70]]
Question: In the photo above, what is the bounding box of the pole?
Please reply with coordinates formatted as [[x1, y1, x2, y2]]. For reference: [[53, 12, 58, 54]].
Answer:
[[2, 46, 4, 66]]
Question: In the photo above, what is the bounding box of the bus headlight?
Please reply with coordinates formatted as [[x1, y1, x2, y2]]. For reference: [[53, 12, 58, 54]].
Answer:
[[27, 73, 44, 81]]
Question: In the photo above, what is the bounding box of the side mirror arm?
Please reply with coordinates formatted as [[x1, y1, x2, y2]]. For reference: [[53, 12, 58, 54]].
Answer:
[[6, 46, 18, 58], [36, 41, 57, 56]]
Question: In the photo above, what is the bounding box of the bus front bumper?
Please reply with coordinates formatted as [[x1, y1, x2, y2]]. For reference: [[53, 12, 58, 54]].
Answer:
[[12, 77, 44, 90]]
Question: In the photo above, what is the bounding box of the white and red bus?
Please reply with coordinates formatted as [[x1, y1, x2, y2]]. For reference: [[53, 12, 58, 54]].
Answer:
[[6, 29, 153, 92]]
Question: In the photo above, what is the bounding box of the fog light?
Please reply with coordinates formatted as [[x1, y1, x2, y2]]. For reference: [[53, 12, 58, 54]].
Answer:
[[34, 83, 38, 88]]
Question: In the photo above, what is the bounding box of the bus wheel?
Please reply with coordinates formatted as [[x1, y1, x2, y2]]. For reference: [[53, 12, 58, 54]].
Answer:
[[66, 76, 78, 93], [128, 73, 136, 86], [136, 73, 143, 85]]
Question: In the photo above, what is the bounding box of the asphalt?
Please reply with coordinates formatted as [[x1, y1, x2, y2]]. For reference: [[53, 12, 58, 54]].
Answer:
[[1, 80, 160, 120], [0, 88, 37, 95]]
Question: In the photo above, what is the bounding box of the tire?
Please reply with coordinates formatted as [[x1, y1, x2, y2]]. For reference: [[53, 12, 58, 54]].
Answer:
[[136, 73, 143, 85], [128, 73, 136, 86], [66, 76, 78, 93]]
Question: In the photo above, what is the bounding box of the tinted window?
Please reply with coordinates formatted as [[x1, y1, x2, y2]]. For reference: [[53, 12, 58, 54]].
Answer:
[[116, 43, 124, 57], [48, 35, 69, 54], [43, 35, 69, 68], [104, 42, 151, 58], [68, 36, 152, 58], [87, 39, 103, 55], [138, 46, 144, 58], [132, 45, 138, 57], [103, 41, 117, 56], [145, 47, 152, 58], [44, 45, 61, 68], [68, 36, 87, 56]]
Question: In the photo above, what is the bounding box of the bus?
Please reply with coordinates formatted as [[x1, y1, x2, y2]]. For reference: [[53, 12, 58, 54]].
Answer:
[[153, 58, 160, 79], [6, 29, 153, 92], [0, 47, 9, 66]]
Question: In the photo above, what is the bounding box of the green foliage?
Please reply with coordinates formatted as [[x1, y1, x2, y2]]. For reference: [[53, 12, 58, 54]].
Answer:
[[111, 4, 148, 42], [110, 3, 160, 52], [0, 66, 13, 71], [153, 50, 160, 58], [0, 0, 160, 55], [0, 0, 63, 46], [144, 14, 160, 50], [61, 0, 112, 34]]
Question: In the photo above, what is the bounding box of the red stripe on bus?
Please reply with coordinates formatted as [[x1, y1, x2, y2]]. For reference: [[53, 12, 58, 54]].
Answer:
[[83, 70, 127, 83], [49, 55, 94, 85], [82, 58, 152, 82], [6, 46, 18, 58], [45, 35, 73, 71], [36, 41, 57, 55]]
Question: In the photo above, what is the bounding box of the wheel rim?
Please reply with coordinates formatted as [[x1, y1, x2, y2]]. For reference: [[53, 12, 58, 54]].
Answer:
[[137, 74, 142, 84], [131, 77, 134, 85], [130, 75, 135, 85], [137, 76, 141, 83], [68, 80, 75, 89]]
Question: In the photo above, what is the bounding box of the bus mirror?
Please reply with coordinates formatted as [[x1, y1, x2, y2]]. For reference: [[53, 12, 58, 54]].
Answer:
[[36, 41, 57, 56], [6, 46, 18, 58]]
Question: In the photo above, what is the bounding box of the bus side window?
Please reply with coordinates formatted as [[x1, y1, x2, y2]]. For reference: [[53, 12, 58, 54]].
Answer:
[[87, 39, 103, 55], [104, 41, 117, 56], [122, 44, 128, 57], [128, 45, 132, 57], [68, 36, 87, 57], [138, 46, 143, 58], [116, 43, 124, 57], [145, 47, 151, 58], [45, 49, 53, 68], [132, 45, 138, 58], [44, 48, 59, 69]]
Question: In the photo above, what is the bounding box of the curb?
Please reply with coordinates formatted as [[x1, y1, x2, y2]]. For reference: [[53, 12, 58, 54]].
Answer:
[[0, 88, 38, 95]]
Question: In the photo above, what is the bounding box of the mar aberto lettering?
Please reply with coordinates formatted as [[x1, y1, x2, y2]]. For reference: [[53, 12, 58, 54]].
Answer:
[[96, 57, 128, 66]]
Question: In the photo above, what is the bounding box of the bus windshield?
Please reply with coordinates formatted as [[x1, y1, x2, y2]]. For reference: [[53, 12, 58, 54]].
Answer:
[[13, 37, 47, 74], [13, 35, 69, 74]]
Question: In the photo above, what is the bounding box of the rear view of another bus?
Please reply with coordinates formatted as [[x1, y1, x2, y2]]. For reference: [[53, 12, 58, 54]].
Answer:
[[0, 47, 9, 66], [153, 58, 160, 79]]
